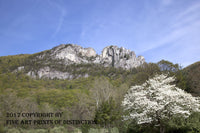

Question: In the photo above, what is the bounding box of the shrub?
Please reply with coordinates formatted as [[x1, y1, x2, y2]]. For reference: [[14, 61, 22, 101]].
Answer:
[[50, 126, 68, 133]]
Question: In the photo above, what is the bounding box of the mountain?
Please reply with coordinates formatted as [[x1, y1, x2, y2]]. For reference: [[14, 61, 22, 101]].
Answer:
[[183, 61, 200, 96], [13, 44, 145, 79], [1, 44, 200, 132]]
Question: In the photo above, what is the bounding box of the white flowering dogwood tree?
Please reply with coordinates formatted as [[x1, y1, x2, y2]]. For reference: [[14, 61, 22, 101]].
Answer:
[[122, 74, 200, 133]]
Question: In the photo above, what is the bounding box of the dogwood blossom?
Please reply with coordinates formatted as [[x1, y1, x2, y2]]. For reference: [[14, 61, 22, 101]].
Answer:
[[122, 74, 200, 124]]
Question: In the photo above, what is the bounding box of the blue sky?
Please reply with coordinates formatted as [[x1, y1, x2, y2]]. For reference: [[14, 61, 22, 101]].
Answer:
[[0, 0, 200, 67]]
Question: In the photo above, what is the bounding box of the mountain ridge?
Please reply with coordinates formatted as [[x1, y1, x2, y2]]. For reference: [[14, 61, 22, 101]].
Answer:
[[14, 44, 145, 79]]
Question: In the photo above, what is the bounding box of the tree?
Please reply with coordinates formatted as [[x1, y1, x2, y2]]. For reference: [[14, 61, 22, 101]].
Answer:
[[94, 98, 121, 129], [157, 60, 187, 90], [122, 74, 200, 133], [70, 92, 95, 120], [90, 77, 114, 108]]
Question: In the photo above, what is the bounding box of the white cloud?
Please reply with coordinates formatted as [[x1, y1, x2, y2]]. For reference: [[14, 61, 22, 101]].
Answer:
[[52, 10, 66, 38], [161, 0, 173, 6], [47, 0, 67, 38], [176, 3, 200, 20], [138, 3, 200, 54]]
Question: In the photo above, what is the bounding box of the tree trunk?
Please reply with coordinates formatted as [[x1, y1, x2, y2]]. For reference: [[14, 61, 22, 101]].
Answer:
[[160, 125, 165, 133]]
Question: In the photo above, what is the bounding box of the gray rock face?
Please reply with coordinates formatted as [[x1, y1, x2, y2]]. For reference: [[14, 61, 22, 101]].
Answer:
[[50, 44, 97, 64], [100, 46, 145, 69], [26, 66, 89, 80], [25, 44, 145, 79], [49, 44, 145, 69]]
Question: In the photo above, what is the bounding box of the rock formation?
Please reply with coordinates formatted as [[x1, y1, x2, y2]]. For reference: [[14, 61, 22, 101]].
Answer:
[[100, 45, 145, 69], [22, 44, 145, 79]]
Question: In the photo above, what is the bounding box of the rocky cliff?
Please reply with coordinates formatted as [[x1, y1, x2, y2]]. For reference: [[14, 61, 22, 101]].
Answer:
[[19, 44, 145, 79], [100, 45, 144, 69]]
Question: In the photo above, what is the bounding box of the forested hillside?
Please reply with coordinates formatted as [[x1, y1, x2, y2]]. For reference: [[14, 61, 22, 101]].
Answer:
[[183, 61, 200, 96], [0, 53, 199, 133]]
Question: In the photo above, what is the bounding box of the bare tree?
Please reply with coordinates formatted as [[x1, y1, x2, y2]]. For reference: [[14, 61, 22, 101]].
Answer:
[[90, 77, 114, 108]]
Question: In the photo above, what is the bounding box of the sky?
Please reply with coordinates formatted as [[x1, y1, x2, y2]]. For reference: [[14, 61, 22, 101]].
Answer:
[[0, 0, 200, 67]]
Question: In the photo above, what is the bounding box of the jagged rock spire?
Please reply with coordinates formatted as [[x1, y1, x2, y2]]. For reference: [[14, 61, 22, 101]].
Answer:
[[50, 44, 145, 69]]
